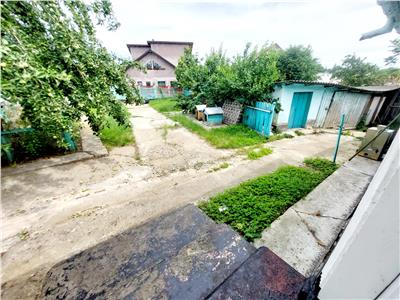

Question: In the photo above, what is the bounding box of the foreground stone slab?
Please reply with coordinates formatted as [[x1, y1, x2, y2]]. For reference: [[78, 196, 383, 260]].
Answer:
[[41, 205, 255, 299], [209, 247, 317, 300]]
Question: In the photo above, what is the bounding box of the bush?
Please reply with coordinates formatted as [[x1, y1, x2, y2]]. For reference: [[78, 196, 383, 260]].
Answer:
[[99, 117, 134, 148], [199, 163, 332, 241]]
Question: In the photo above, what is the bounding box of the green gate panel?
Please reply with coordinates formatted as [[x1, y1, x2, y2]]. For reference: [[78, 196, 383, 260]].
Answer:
[[243, 102, 275, 137], [288, 92, 313, 128]]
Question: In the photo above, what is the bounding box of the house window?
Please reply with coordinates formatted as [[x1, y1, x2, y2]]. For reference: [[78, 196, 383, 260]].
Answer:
[[146, 81, 151, 87], [145, 60, 164, 70], [137, 81, 142, 86], [157, 81, 166, 87]]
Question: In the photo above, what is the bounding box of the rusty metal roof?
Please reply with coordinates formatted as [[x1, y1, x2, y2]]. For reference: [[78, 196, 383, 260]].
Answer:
[[280, 80, 400, 94]]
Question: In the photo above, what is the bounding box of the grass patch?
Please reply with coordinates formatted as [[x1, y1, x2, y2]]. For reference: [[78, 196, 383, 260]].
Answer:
[[304, 157, 339, 177], [149, 98, 181, 113], [208, 162, 230, 172], [170, 114, 266, 149], [198, 158, 337, 241], [99, 117, 134, 149], [267, 132, 294, 142], [294, 130, 305, 136], [246, 147, 273, 160]]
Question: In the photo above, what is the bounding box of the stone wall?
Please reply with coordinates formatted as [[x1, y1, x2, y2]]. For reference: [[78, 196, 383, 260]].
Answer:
[[222, 101, 243, 125]]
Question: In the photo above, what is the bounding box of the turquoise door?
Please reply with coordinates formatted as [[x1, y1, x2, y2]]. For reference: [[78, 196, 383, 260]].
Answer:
[[288, 92, 313, 128]]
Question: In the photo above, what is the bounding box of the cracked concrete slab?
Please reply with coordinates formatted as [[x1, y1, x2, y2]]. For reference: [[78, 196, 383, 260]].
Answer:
[[254, 157, 380, 277]]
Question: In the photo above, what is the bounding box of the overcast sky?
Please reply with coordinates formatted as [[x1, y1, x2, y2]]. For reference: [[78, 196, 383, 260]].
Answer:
[[96, 0, 399, 68]]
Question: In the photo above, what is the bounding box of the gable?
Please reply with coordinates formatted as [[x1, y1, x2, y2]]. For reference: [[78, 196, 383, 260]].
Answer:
[[136, 51, 175, 69]]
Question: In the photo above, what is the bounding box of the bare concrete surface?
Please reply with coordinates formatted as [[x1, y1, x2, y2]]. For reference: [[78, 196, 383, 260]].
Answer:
[[254, 156, 380, 277], [1, 104, 362, 299]]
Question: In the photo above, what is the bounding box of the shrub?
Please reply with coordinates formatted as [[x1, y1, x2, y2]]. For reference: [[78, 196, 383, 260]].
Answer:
[[99, 117, 134, 148]]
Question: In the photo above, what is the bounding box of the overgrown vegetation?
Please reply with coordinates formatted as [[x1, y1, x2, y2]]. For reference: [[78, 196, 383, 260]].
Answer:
[[1, 0, 141, 150], [149, 98, 181, 113], [170, 114, 266, 149], [199, 158, 338, 241], [294, 130, 305, 136], [99, 117, 134, 149], [175, 44, 280, 112]]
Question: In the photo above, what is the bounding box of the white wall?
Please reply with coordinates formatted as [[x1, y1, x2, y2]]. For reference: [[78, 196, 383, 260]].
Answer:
[[320, 132, 400, 299], [272, 84, 327, 126]]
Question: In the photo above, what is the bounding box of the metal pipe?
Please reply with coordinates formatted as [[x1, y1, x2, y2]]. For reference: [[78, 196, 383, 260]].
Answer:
[[333, 114, 345, 163]]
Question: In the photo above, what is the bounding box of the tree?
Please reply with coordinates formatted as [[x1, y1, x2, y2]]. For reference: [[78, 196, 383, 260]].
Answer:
[[277, 45, 323, 81], [175, 44, 280, 112], [330, 55, 381, 86], [1, 0, 141, 148], [385, 38, 400, 65]]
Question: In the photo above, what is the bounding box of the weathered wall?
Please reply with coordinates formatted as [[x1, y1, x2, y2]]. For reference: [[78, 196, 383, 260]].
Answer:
[[222, 101, 243, 124], [272, 84, 327, 126]]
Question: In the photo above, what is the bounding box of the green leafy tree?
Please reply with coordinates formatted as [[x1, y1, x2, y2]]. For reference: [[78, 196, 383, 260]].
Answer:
[[1, 0, 141, 148], [175, 44, 280, 111], [277, 45, 323, 81], [385, 38, 400, 65], [330, 55, 382, 86]]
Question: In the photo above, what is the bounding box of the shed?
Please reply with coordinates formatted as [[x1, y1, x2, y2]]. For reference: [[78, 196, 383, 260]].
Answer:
[[272, 81, 399, 129], [195, 104, 206, 121], [204, 107, 223, 125]]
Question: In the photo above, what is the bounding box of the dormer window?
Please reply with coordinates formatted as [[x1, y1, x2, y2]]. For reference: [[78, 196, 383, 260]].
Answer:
[[145, 60, 164, 70]]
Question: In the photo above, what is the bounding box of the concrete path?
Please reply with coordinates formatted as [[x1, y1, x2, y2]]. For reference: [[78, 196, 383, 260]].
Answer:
[[254, 156, 380, 277], [130, 105, 232, 176], [1, 105, 362, 299]]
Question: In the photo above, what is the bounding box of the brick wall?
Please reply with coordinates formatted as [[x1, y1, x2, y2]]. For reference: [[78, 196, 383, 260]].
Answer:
[[222, 101, 243, 125]]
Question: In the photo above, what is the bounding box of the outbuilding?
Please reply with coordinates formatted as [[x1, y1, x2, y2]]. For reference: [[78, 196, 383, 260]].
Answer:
[[272, 81, 400, 129]]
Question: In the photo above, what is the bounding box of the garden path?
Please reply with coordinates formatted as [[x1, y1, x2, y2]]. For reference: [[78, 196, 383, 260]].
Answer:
[[1, 104, 361, 299]]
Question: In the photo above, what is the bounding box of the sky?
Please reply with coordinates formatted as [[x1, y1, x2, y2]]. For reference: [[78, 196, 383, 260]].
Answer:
[[96, 0, 399, 69]]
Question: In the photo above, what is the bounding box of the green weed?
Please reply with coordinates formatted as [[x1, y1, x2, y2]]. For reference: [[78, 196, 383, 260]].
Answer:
[[208, 162, 230, 172], [149, 98, 181, 113], [18, 229, 30, 241], [99, 117, 134, 149], [267, 133, 294, 142], [247, 147, 273, 160], [294, 130, 305, 136], [303, 157, 339, 178], [198, 157, 337, 241]]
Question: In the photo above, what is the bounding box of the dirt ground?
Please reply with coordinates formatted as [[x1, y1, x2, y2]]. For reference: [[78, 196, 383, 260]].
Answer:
[[1, 104, 363, 299]]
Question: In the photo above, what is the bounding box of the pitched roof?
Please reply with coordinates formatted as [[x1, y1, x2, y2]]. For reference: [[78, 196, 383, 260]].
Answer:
[[135, 49, 176, 68]]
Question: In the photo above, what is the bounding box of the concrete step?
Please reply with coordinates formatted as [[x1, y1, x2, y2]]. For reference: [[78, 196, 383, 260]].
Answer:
[[41, 204, 255, 299]]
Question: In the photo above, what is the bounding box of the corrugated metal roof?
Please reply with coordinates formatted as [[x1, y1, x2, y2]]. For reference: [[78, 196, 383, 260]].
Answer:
[[355, 85, 400, 92], [280, 80, 400, 94], [204, 107, 223, 115]]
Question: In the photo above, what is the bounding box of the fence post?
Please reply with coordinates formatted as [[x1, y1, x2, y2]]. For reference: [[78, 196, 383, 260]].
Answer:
[[333, 114, 345, 163]]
